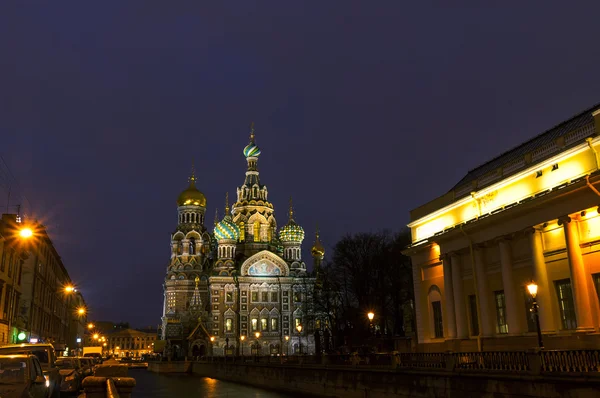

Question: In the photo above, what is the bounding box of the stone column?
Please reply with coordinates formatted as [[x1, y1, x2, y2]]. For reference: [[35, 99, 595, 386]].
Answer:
[[442, 255, 457, 339], [498, 239, 525, 334], [474, 248, 495, 336], [560, 216, 594, 330], [182, 239, 190, 256], [529, 227, 556, 332], [450, 254, 468, 338]]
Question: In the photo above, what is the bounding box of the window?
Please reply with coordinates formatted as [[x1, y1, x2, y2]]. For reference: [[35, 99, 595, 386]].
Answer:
[[262, 292, 268, 302], [271, 318, 278, 331], [593, 273, 600, 303], [271, 292, 278, 302], [239, 222, 245, 241], [494, 291, 508, 334], [523, 287, 536, 333], [555, 279, 577, 330], [294, 318, 301, 330], [251, 292, 258, 302], [431, 301, 443, 338], [468, 295, 479, 336], [251, 319, 258, 331], [226, 292, 233, 302], [253, 222, 260, 242], [225, 319, 233, 332], [261, 318, 267, 331], [293, 292, 301, 302]]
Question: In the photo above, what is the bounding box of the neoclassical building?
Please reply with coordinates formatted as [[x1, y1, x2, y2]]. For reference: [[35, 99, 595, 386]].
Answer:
[[406, 103, 600, 351], [161, 126, 323, 357]]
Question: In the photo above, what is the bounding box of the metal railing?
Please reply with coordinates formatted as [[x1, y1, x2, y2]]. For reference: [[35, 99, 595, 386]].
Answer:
[[192, 349, 600, 376]]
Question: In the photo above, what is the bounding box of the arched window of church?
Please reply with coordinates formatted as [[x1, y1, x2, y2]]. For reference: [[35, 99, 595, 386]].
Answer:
[[251, 318, 258, 331], [239, 222, 245, 241], [261, 318, 267, 331], [189, 238, 196, 255], [253, 222, 260, 242], [177, 244, 183, 255]]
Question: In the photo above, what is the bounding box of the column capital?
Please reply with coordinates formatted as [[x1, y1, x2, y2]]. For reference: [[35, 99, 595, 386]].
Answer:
[[558, 216, 572, 226], [494, 235, 512, 244]]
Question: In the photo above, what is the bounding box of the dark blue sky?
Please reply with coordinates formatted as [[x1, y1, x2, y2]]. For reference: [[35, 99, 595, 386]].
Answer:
[[1, 2, 600, 327]]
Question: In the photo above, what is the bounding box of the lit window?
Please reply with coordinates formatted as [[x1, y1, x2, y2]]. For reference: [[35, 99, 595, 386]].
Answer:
[[225, 319, 233, 332], [226, 292, 233, 302], [251, 292, 258, 302], [555, 279, 577, 330], [251, 319, 258, 331], [261, 318, 267, 331], [271, 318, 278, 331]]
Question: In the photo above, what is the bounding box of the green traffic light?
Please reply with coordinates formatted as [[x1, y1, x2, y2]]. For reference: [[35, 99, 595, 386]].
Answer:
[[17, 332, 26, 341]]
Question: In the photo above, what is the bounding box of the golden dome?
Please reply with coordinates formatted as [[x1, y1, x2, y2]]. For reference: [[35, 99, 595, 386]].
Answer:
[[177, 172, 207, 207], [311, 229, 325, 257]]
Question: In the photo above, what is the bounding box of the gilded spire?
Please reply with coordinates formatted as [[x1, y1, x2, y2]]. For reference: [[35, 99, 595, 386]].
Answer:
[[189, 161, 197, 186], [288, 196, 294, 221], [214, 208, 219, 226], [224, 192, 230, 214], [194, 276, 200, 288], [311, 223, 325, 257], [249, 121, 255, 143]]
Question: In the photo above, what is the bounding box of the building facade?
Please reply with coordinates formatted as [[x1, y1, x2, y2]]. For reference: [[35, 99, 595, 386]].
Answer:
[[406, 104, 600, 351], [161, 126, 321, 357], [105, 328, 157, 358], [0, 214, 87, 351]]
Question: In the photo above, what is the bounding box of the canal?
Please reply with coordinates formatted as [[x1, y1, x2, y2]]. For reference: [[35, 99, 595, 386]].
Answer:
[[130, 369, 296, 397]]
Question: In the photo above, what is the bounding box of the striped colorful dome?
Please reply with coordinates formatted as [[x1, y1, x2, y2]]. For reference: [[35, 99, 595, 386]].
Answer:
[[243, 142, 261, 158], [279, 220, 305, 243], [214, 217, 240, 241]]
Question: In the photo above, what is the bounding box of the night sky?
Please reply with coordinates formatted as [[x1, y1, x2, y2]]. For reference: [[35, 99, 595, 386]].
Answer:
[[1, 2, 600, 328]]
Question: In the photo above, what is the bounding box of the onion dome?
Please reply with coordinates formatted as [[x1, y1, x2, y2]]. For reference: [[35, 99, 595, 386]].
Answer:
[[311, 228, 325, 257], [279, 198, 305, 243], [213, 193, 240, 241], [243, 123, 261, 158], [177, 166, 207, 207]]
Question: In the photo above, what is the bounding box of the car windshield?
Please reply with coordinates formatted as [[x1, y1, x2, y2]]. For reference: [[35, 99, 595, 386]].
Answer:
[[56, 359, 78, 369], [0, 357, 28, 385], [0, 349, 49, 369]]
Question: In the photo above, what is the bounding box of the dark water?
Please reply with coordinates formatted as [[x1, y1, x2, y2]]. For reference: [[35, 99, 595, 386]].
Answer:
[[130, 369, 294, 398]]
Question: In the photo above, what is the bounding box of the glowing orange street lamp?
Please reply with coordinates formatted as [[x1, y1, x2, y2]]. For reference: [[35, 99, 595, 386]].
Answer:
[[93, 334, 99, 340], [19, 228, 33, 239], [87, 323, 94, 330], [64, 285, 75, 294], [77, 307, 86, 316], [526, 281, 543, 349]]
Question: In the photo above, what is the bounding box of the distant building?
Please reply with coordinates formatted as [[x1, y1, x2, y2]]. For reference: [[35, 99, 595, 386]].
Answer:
[[160, 126, 322, 357], [405, 103, 600, 351], [106, 328, 157, 358]]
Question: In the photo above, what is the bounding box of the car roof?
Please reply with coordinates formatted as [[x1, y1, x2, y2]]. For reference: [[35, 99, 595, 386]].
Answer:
[[0, 344, 54, 349], [0, 354, 32, 359]]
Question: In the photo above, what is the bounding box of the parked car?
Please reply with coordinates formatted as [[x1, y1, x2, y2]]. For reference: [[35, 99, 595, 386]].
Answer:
[[77, 357, 95, 377], [0, 344, 60, 398], [56, 357, 83, 395], [0, 354, 48, 398]]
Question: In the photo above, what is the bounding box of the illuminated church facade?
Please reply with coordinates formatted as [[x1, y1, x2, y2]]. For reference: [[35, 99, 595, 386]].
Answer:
[[160, 126, 324, 357]]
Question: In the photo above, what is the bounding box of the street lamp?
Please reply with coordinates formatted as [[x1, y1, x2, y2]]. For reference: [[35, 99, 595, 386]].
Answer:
[[254, 332, 261, 361], [77, 307, 86, 316], [527, 281, 544, 349], [210, 336, 215, 359], [87, 323, 94, 330], [19, 227, 33, 239], [284, 336, 290, 356], [240, 335, 246, 358], [296, 324, 303, 355], [64, 285, 76, 294]]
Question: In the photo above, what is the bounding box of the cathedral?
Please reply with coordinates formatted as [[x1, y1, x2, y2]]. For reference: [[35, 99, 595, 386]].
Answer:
[[160, 126, 325, 357]]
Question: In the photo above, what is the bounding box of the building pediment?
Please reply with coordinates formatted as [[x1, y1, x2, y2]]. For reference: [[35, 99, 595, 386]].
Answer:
[[240, 250, 289, 276]]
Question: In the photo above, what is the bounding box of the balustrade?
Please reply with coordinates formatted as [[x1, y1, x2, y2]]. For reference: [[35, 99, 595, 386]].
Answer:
[[541, 350, 600, 372]]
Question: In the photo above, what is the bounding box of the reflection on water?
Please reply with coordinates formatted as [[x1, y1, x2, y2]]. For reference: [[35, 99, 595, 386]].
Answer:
[[131, 369, 294, 398]]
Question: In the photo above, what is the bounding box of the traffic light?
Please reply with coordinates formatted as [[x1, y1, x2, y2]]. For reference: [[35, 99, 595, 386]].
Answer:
[[17, 332, 27, 342]]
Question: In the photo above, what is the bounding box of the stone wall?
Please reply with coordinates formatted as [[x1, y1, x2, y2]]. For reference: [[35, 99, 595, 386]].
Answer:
[[190, 361, 600, 398], [148, 361, 191, 373]]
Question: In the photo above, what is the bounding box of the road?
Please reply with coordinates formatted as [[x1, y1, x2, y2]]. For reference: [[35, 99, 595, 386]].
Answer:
[[130, 368, 296, 397]]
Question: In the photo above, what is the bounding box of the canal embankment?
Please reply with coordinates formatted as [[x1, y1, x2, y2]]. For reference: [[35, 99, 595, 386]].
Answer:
[[148, 353, 600, 398]]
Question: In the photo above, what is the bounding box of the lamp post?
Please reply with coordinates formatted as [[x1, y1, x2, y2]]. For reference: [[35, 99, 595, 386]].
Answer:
[[240, 335, 245, 358], [254, 332, 261, 362], [285, 336, 289, 356], [367, 312, 375, 335], [527, 281, 544, 349], [210, 336, 215, 360], [296, 324, 303, 355]]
